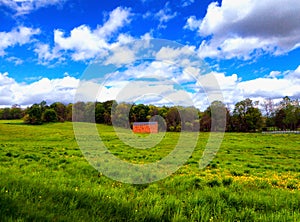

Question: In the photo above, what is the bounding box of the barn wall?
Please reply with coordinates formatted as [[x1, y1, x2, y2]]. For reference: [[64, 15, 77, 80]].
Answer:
[[133, 122, 158, 133]]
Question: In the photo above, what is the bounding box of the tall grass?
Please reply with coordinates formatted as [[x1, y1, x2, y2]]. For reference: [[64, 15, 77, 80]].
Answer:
[[0, 120, 299, 221]]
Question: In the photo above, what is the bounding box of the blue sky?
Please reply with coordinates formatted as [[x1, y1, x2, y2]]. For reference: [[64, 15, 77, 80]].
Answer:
[[0, 0, 299, 108]]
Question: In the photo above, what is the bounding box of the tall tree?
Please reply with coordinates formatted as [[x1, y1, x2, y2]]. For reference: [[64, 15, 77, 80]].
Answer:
[[50, 102, 66, 122], [166, 107, 181, 132], [232, 98, 262, 132], [24, 104, 43, 125]]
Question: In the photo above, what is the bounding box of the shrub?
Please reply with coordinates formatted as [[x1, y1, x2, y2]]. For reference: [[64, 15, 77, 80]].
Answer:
[[42, 109, 58, 123]]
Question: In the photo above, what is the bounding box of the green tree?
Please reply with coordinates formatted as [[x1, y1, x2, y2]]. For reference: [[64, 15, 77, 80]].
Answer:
[[95, 102, 105, 124], [42, 109, 58, 122], [24, 104, 43, 125], [275, 97, 300, 130], [102, 100, 115, 125], [179, 106, 199, 131], [10, 105, 23, 119], [166, 107, 181, 132], [130, 104, 150, 122], [1, 108, 11, 120], [72, 102, 86, 122], [84, 102, 95, 123], [65, 103, 73, 121], [232, 98, 262, 132], [50, 102, 66, 122], [111, 102, 131, 128], [200, 101, 229, 132]]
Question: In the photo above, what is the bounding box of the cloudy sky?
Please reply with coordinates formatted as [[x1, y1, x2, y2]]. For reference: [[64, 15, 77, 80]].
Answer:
[[0, 0, 299, 109]]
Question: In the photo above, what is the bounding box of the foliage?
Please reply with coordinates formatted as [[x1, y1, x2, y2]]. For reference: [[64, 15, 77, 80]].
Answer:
[[265, 96, 300, 131], [2, 96, 300, 131], [232, 98, 263, 132], [23, 103, 43, 125], [0, 105, 24, 120], [42, 108, 58, 122]]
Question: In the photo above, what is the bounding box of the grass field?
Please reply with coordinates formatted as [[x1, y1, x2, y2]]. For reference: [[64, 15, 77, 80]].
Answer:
[[0, 120, 300, 221]]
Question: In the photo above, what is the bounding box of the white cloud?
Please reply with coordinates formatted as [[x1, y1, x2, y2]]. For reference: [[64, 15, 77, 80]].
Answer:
[[286, 65, 300, 80], [184, 16, 202, 31], [0, 72, 78, 106], [6, 56, 23, 65], [0, 26, 40, 56], [189, 0, 300, 59], [155, 2, 177, 29], [96, 7, 132, 38], [156, 45, 195, 61], [1, 64, 299, 110], [213, 66, 300, 105], [0, 0, 66, 16], [104, 46, 136, 66], [182, 0, 194, 7], [0, 72, 14, 86], [34, 43, 62, 65], [35, 7, 132, 63]]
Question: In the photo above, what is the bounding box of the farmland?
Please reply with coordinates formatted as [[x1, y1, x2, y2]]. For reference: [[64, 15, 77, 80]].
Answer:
[[0, 120, 300, 221]]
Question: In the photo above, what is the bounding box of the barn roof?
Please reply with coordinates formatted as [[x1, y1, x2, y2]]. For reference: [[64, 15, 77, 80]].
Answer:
[[133, 122, 158, 125]]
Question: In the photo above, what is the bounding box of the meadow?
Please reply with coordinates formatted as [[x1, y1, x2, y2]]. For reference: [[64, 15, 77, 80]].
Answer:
[[0, 120, 300, 221]]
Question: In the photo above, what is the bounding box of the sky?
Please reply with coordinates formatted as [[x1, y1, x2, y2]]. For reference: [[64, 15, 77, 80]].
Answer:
[[0, 0, 300, 109]]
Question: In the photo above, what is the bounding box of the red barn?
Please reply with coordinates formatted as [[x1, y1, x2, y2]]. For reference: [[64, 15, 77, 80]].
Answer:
[[133, 122, 158, 133]]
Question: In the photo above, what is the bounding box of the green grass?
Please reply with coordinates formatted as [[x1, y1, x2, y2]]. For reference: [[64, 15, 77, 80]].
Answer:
[[0, 120, 300, 221]]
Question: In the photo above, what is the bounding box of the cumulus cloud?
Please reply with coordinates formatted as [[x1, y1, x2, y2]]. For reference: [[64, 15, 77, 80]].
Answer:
[[34, 43, 63, 65], [186, 0, 300, 59], [0, 26, 40, 56], [1, 62, 299, 110], [184, 16, 201, 31], [0, 72, 78, 106], [213, 66, 300, 105], [35, 7, 132, 63], [156, 45, 195, 61], [0, 0, 66, 16]]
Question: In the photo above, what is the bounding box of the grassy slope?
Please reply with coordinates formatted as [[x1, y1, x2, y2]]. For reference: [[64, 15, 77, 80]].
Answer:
[[0, 120, 300, 221]]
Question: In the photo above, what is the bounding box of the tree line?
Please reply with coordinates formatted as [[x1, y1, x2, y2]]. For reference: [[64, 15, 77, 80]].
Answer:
[[0, 96, 299, 132]]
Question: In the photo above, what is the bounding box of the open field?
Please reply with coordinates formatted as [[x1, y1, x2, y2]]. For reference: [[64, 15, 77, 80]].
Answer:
[[0, 120, 300, 221]]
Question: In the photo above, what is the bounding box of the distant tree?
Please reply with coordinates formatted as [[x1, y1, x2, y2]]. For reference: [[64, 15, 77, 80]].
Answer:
[[262, 99, 276, 128], [24, 104, 43, 125], [275, 97, 300, 130], [179, 106, 200, 131], [274, 108, 286, 130], [40, 100, 47, 112], [111, 102, 131, 128], [10, 104, 23, 119], [65, 103, 73, 121], [232, 98, 262, 132], [102, 100, 115, 125], [1, 108, 11, 120], [72, 102, 86, 122], [84, 102, 95, 123], [200, 111, 211, 132], [200, 101, 229, 132], [130, 104, 150, 122], [42, 109, 58, 122], [158, 106, 168, 119], [166, 107, 181, 132], [50, 102, 66, 122], [95, 102, 105, 124]]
